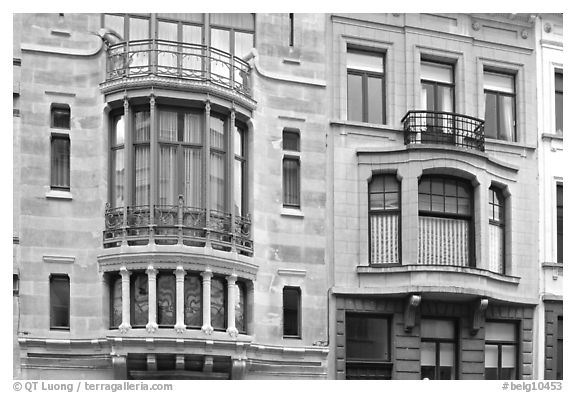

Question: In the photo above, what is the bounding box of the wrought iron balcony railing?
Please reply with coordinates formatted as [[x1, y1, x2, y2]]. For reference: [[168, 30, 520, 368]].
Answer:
[[402, 110, 485, 152], [105, 39, 251, 97], [103, 200, 253, 256]]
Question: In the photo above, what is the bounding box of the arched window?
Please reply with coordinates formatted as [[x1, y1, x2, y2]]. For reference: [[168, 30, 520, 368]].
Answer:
[[368, 174, 400, 264], [418, 176, 473, 266], [489, 186, 505, 273]]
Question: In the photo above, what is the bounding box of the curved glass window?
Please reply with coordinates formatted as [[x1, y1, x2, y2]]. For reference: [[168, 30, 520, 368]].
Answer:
[[235, 281, 247, 333], [184, 274, 203, 328], [211, 277, 227, 330], [157, 273, 176, 326]]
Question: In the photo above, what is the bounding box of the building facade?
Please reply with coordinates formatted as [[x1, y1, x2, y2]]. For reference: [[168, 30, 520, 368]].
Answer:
[[12, 13, 561, 380]]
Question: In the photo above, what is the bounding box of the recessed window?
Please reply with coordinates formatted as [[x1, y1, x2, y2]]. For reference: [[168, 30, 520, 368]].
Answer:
[[555, 72, 563, 134], [51, 104, 70, 129], [484, 71, 516, 141], [368, 175, 400, 264], [345, 313, 392, 380], [157, 273, 176, 327], [50, 134, 70, 190], [50, 275, 70, 330], [235, 281, 247, 334], [557, 317, 563, 380], [485, 321, 518, 380], [557, 184, 563, 263], [489, 186, 505, 274], [283, 129, 301, 208], [421, 61, 454, 113], [130, 272, 149, 327], [347, 49, 385, 124], [13, 274, 19, 296], [283, 287, 301, 338], [420, 318, 457, 380], [211, 277, 227, 331], [288, 13, 294, 47]]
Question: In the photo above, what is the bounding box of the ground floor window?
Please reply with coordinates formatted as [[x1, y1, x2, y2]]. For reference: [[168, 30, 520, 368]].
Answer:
[[420, 318, 457, 379], [484, 321, 518, 380]]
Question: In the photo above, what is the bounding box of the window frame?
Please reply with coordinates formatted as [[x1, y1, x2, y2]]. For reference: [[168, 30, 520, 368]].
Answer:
[[235, 280, 248, 334], [420, 317, 458, 380], [282, 286, 301, 339], [210, 276, 228, 331], [420, 60, 456, 113], [483, 70, 517, 142], [489, 186, 506, 274], [555, 71, 563, 134], [109, 113, 126, 208], [418, 176, 473, 220], [347, 48, 386, 124], [50, 103, 71, 130], [49, 274, 70, 331], [234, 123, 248, 216], [484, 320, 520, 380], [282, 129, 301, 209], [50, 133, 71, 191], [556, 183, 563, 264]]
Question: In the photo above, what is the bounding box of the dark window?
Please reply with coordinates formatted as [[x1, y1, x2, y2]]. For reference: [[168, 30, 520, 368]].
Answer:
[[235, 281, 247, 334], [369, 175, 400, 264], [345, 313, 392, 379], [50, 275, 70, 330], [283, 287, 301, 338], [110, 274, 122, 328], [51, 104, 70, 129], [484, 71, 516, 141], [184, 274, 202, 328], [13, 274, 19, 296], [557, 184, 563, 263], [489, 186, 505, 274], [555, 72, 563, 134], [211, 277, 227, 330], [157, 273, 176, 326], [484, 321, 518, 380], [347, 49, 385, 124], [557, 317, 563, 380], [420, 318, 457, 380], [130, 272, 149, 327], [418, 177, 471, 218], [50, 134, 70, 190], [289, 13, 294, 47], [283, 130, 301, 208]]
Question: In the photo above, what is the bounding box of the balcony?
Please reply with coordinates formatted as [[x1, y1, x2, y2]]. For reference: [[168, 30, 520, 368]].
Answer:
[[103, 201, 253, 256], [402, 110, 485, 152], [104, 39, 251, 99]]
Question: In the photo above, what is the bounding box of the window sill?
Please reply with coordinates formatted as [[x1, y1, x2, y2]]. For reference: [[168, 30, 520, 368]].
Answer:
[[542, 133, 563, 141], [45, 189, 73, 200], [283, 335, 302, 340], [281, 207, 304, 218]]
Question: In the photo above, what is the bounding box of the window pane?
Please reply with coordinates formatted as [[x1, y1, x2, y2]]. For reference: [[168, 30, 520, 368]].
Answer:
[[557, 185, 563, 263], [485, 322, 516, 341], [438, 85, 454, 113], [555, 73, 563, 133], [211, 28, 230, 52], [184, 275, 202, 327], [134, 146, 150, 205], [183, 113, 202, 144], [210, 116, 225, 149], [113, 115, 125, 145], [183, 24, 202, 45], [498, 95, 515, 141], [369, 176, 384, 193], [104, 14, 125, 37], [421, 319, 455, 339], [347, 51, 383, 73], [440, 342, 455, 366], [484, 92, 498, 139], [370, 193, 384, 211], [159, 110, 178, 141], [157, 20, 178, 41], [132, 273, 148, 326], [384, 176, 399, 192], [419, 193, 431, 211], [445, 196, 457, 214], [419, 178, 431, 194], [210, 152, 226, 211], [159, 146, 177, 205], [234, 126, 245, 157], [421, 61, 453, 84], [183, 147, 202, 208], [431, 195, 444, 212], [367, 76, 383, 124], [283, 131, 300, 151], [347, 73, 363, 122], [112, 148, 124, 208], [445, 181, 457, 196], [134, 111, 150, 142], [234, 159, 244, 216], [502, 345, 516, 368], [420, 341, 436, 366], [157, 274, 176, 326], [235, 282, 246, 333], [283, 158, 300, 207], [346, 314, 390, 360], [50, 276, 70, 328], [52, 107, 70, 129], [210, 278, 226, 330], [457, 197, 470, 216], [234, 31, 253, 58], [283, 288, 300, 336], [51, 136, 70, 189], [485, 344, 498, 368], [111, 276, 122, 328], [484, 72, 514, 93], [129, 17, 150, 41], [384, 192, 399, 210]]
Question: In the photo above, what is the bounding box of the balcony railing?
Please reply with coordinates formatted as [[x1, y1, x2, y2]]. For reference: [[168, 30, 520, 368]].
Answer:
[[103, 201, 253, 256], [402, 110, 485, 152], [106, 39, 251, 97]]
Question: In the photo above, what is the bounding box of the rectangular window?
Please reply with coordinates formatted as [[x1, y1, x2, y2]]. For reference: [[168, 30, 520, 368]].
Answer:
[[51, 104, 70, 129], [485, 321, 518, 380], [369, 175, 400, 264], [555, 72, 563, 134], [347, 49, 385, 124], [283, 287, 301, 338], [283, 129, 301, 208], [50, 275, 70, 330], [557, 317, 563, 380], [50, 134, 70, 190], [289, 13, 294, 47], [420, 318, 457, 380], [484, 71, 516, 141], [557, 184, 563, 263], [345, 313, 392, 379]]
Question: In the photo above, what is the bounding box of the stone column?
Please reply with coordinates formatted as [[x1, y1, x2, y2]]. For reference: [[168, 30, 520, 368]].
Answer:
[[123, 98, 133, 209], [149, 95, 157, 232], [201, 269, 213, 335], [204, 101, 212, 248], [229, 108, 237, 252], [226, 274, 238, 337], [400, 168, 422, 265], [174, 266, 186, 333], [146, 265, 158, 333], [119, 267, 131, 333]]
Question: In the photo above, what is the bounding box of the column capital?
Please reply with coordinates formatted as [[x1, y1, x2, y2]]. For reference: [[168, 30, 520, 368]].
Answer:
[[205, 100, 211, 113], [146, 322, 158, 333], [123, 97, 129, 110], [201, 268, 213, 280], [149, 94, 156, 107], [119, 322, 131, 333], [226, 274, 238, 285], [146, 265, 158, 277], [119, 266, 131, 279], [202, 324, 214, 335], [174, 265, 186, 279]]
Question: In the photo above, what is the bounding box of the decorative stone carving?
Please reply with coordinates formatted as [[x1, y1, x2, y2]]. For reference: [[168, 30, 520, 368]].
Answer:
[[544, 23, 552, 33], [521, 30, 528, 39], [472, 21, 481, 31], [471, 298, 489, 336], [404, 294, 421, 332]]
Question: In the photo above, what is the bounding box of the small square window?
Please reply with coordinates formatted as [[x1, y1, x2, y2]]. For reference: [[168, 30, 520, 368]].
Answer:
[[51, 104, 70, 129], [283, 129, 300, 152]]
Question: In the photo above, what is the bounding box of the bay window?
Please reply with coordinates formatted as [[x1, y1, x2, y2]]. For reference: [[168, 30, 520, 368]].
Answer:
[[368, 174, 400, 264], [488, 186, 505, 274]]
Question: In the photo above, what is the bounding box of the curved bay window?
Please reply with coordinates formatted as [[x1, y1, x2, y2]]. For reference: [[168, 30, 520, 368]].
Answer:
[[105, 103, 250, 254], [488, 186, 505, 273], [211, 277, 227, 331], [235, 281, 247, 334], [184, 274, 202, 328], [418, 176, 473, 266], [368, 175, 400, 264]]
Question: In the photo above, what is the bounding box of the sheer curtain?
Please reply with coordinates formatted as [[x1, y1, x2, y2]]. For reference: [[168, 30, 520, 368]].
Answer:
[[183, 113, 203, 208], [159, 111, 178, 205], [134, 112, 150, 206], [500, 96, 514, 141], [210, 117, 226, 212]]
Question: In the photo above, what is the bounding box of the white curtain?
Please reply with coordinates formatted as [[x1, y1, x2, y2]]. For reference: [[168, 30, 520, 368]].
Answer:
[[159, 111, 178, 141], [113, 148, 124, 208], [184, 113, 202, 143], [184, 148, 202, 208], [210, 152, 225, 212], [500, 96, 514, 141], [159, 146, 177, 205], [134, 146, 150, 205]]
